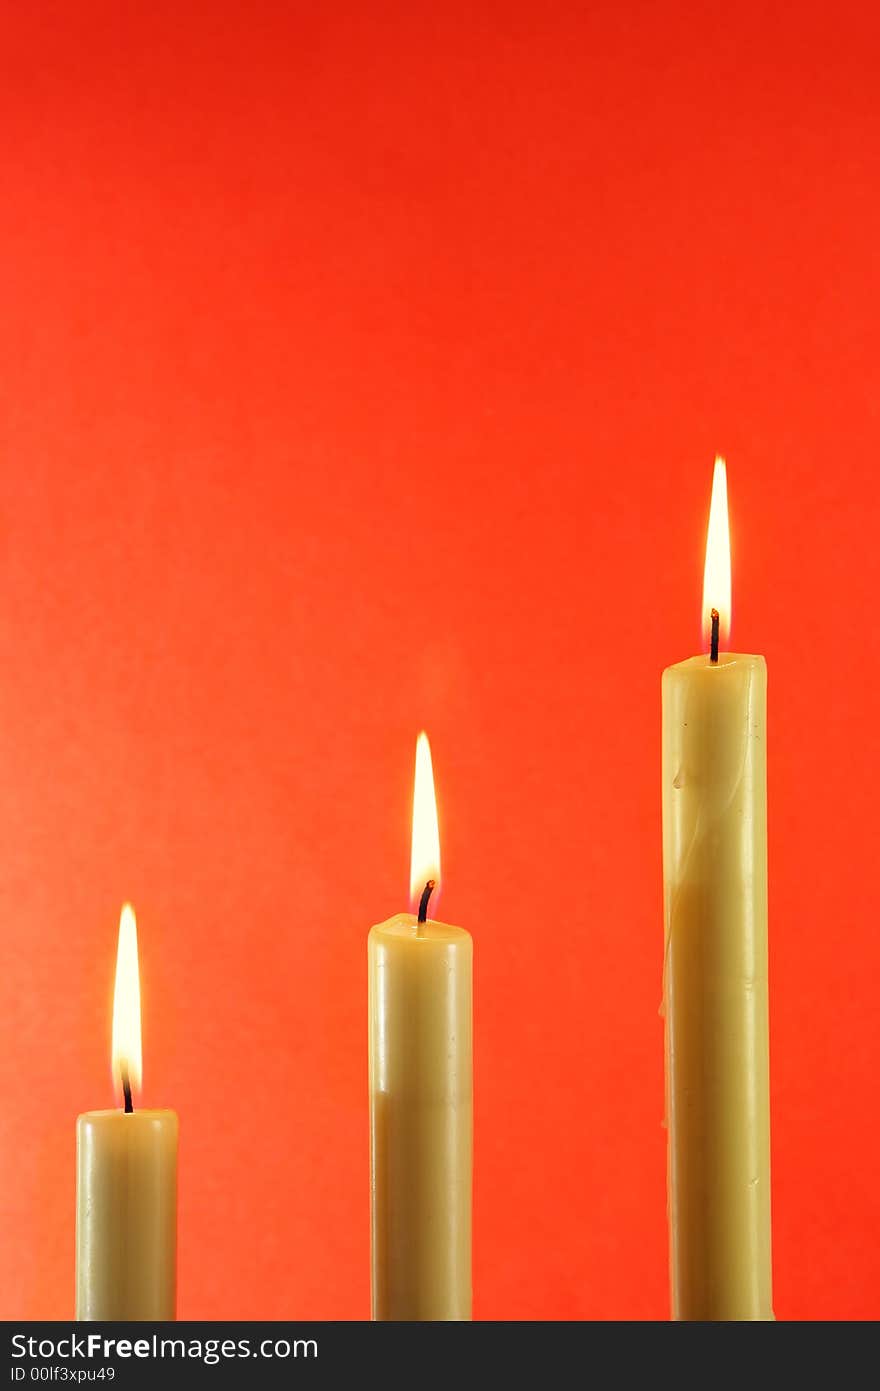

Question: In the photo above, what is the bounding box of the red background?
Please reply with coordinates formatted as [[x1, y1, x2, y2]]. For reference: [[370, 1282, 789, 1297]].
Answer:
[[1, 1, 878, 1321]]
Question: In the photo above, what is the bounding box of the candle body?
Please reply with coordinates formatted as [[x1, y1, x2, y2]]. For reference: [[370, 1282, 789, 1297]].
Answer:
[[76, 1109, 178, 1320], [369, 914, 472, 1320], [662, 653, 772, 1320]]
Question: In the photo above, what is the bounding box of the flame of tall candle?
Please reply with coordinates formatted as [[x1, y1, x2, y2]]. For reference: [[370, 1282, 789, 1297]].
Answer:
[[111, 903, 143, 1102], [409, 732, 441, 909], [702, 456, 732, 649]]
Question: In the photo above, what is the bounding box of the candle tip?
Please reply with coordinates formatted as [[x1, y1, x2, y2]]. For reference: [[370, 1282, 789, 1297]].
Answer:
[[121, 1065, 134, 1114], [710, 608, 720, 663], [417, 879, 435, 925]]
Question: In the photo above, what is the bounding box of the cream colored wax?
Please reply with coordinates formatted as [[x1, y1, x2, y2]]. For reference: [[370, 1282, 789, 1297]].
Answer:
[[662, 653, 772, 1320], [369, 913, 472, 1320], [76, 1109, 178, 1320]]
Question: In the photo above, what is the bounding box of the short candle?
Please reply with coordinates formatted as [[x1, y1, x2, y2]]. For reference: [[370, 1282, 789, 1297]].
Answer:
[[75, 904, 178, 1321]]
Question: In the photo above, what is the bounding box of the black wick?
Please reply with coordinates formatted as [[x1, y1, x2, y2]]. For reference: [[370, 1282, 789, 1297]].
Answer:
[[121, 1065, 134, 1115], [417, 879, 435, 925], [710, 608, 720, 664]]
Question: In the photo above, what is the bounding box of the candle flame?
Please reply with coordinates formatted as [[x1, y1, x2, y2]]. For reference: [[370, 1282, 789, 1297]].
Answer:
[[111, 903, 142, 1103], [409, 732, 441, 910], [701, 456, 731, 649]]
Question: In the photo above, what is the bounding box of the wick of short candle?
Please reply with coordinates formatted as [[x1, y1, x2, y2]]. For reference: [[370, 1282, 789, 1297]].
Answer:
[[121, 1066, 133, 1115], [710, 608, 720, 664], [417, 879, 435, 925]]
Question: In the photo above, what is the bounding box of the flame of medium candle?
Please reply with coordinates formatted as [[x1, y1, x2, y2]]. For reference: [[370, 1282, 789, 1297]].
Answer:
[[702, 456, 732, 649], [409, 732, 441, 909], [111, 903, 143, 1100]]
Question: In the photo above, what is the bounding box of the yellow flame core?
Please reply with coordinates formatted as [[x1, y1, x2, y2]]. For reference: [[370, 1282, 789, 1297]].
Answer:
[[111, 903, 142, 1101], [701, 456, 731, 649], [409, 732, 441, 909]]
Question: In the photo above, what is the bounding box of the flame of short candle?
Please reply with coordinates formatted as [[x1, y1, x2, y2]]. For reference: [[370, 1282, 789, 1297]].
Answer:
[[111, 903, 142, 1101], [701, 456, 732, 649], [409, 732, 441, 909]]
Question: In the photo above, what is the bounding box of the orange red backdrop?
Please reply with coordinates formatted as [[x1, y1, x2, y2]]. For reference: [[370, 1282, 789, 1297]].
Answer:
[[1, 1, 878, 1321]]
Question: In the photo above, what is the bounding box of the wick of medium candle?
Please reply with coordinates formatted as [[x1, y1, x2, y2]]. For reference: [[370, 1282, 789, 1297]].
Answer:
[[417, 879, 435, 925], [710, 608, 720, 664], [121, 1066, 134, 1115]]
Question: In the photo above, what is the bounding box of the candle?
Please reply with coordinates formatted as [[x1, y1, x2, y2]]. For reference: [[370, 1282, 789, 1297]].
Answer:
[[76, 904, 178, 1321], [662, 459, 773, 1320], [369, 733, 473, 1320]]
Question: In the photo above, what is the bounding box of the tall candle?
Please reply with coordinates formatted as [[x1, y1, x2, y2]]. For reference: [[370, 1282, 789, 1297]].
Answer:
[[76, 905, 178, 1320], [369, 733, 473, 1320], [662, 459, 773, 1320]]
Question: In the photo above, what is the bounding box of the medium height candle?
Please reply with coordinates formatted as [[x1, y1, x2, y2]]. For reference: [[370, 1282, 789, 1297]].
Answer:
[[76, 905, 178, 1321], [369, 733, 473, 1320], [662, 459, 773, 1320]]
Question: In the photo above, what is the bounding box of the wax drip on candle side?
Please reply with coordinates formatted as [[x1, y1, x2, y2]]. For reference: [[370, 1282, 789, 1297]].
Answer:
[[121, 1065, 134, 1115], [417, 879, 435, 925], [710, 609, 720, 664]]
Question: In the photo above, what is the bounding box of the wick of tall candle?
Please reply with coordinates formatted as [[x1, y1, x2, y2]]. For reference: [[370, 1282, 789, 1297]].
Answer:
[[710, 608, 720, 664], [417, 879, 435, 925], [121, 1065, 134, 1115]]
